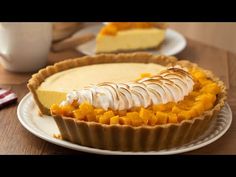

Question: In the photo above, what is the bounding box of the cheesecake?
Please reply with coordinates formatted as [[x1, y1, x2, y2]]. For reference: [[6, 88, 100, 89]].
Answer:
[[95, 22, 167, 53]]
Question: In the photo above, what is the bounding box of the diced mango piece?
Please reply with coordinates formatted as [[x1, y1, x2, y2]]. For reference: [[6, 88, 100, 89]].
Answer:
[[201, 83, 220, 95], [62, 104, 75, 111], [153, 104, 166, 112], [192, 70, 206, 80], [168, 113, 178, 123], [177, 111, 192, 120], [73, 109, 86, 120], [101, 25, 117, 35], [149, 115, 158, 125], [96, 115, 101, 122], [179, 99, 193, 107], [156, 111, 168, 124], [172, 106, 182, 114], [79, 102, 94, 115], [110, 116, 120, 125], [50, 104, 61, 115], [118, 110, 127, 116], [192, 103, 205, 115], [97, 110, 115, 124], [139, 108, 152, 124], [131, 118, 144, 127], [206, 93, 216, 103], [196, 93, 216, 110], [199, 79, 212, 86], [99, 115, 110, 124], [60, 104, 75, 116], [103, 110, 115, 119], [126, 112, 140, 119], [86, 113, 96, 122], [126, 112, 143, 126], [178, 100, 193, 110], [119, 116, 131, 125], [51, 103, 59, 110], [98, 110, 115, 124], [153, 102, 175, 112], [94, 108, 105, 115], [188, 108, 199, 117], [165, 102, 176, 110]]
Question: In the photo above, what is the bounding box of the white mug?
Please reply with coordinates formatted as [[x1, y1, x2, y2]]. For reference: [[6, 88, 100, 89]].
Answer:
[[0, 22, 52, 72]]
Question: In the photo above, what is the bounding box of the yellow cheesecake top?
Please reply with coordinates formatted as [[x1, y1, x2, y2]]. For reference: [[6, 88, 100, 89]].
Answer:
[[100, 22, 167, 36], [38, 63, 167, 93]]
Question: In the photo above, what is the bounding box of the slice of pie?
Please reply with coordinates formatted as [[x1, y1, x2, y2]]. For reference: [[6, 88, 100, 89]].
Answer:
[[95, 22, 167, 53], [28, 53, 226, 151]]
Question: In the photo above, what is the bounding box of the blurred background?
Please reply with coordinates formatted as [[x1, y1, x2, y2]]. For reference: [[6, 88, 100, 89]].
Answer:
[[169, 22, 236, 54], [52, 22, 236, 54], [1, 22, 235, 73]]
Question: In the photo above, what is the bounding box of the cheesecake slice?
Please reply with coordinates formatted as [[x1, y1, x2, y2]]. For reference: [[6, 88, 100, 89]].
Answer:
[[95, 22, 167, 53]]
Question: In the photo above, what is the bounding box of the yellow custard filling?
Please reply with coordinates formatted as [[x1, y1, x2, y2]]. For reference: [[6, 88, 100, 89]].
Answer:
[[37, 63, 166, 109], [51, 68, 221, 127]]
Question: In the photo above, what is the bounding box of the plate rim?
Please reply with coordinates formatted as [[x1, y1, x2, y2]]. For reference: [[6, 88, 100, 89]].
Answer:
[[76, 24, 187, 56], [17, 93, 232, 155]]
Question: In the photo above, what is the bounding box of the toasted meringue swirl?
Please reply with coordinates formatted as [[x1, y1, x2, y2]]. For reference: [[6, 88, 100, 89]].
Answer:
[[61, 66, 195, 110]]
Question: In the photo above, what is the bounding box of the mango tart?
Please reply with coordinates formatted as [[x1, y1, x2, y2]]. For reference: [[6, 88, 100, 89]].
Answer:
[[28, 53, 226, 151]]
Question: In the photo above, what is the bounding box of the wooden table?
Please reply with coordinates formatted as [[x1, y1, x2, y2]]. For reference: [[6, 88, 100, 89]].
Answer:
[[0, 38, 235, 155]]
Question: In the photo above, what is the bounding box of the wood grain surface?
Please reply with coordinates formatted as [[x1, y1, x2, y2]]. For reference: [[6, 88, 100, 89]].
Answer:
[[0, 38, 235, 155]]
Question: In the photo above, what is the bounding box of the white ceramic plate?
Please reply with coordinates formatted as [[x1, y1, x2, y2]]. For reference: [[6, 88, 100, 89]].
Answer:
[[17, 93, 232, 155], [75, 24, 187, 56]]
